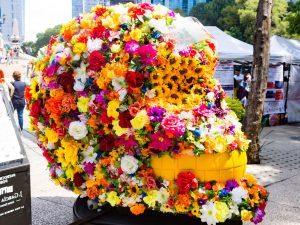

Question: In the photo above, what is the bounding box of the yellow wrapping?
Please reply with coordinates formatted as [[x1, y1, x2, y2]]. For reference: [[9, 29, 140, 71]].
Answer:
[[151, 151, 247, 182]]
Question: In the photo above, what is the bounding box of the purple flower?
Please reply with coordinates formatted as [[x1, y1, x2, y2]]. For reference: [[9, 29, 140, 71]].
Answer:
[[251, 208, 265, 224], [138, 44, 157, 66], [197, 198, 207, 206], [77, 90, 89, 97], [225, 180, 239, 191], [125, 40, 140, 54], [179, 49, 189, 57], [95, 92, 106, 107], [48, 80, 59, 90], [147, 106, 166, 122], [83, 162, 95, 175], [46, 64, 58, 77], [167, 11, 176, 17]]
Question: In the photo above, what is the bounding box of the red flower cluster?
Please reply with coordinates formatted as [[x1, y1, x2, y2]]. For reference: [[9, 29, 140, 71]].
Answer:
[[177, 172, 198, 194], [88, 51, 106, 71], [125, 71, 144, 88]]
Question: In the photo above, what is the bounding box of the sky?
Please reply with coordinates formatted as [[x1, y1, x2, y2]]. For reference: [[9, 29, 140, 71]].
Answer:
[[25, 0, 72, 41]]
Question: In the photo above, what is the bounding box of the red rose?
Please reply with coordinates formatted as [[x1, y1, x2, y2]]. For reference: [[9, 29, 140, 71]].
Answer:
[[91, 26, 106, 39], [100, 134, 115, 152], [204, 182, 212, 190], [119, 111, 133, 128], [88, 51, 106, 71], [58, 71, 74, 93], [125, 71, 144, 88], [177, 172, 197, 194], [73, 173, 85, 187], [30, 100, 42, 119], [100, 111, 113, 124]]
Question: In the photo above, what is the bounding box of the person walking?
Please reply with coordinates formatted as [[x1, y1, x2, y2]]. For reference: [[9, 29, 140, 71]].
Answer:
[[11, 71, 27, 130]]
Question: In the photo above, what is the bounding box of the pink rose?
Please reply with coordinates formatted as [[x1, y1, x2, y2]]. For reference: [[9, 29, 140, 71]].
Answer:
[[146, 176, 157, 190], [161, 114, 186, 137]]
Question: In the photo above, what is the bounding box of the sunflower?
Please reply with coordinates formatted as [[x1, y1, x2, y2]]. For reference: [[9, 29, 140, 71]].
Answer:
[[128, 184, 139, 197], [30, 77, 41, 100]]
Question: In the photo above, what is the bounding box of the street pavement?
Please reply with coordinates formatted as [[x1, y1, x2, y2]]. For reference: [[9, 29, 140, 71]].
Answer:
[[21, 123, 300, 225], [3, 59, 300, 225]]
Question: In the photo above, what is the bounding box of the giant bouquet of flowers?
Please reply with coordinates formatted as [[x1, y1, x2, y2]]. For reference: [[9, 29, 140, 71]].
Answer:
[[25, 3, 268, 225]]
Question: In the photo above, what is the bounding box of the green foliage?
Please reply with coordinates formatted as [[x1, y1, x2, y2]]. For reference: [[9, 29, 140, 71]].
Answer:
[[173, 7, 185, 16], [190, 0, 290, 43], [25, 24, 62, 56], [286, 0, 300, 39], [225, 97, 245, 121]]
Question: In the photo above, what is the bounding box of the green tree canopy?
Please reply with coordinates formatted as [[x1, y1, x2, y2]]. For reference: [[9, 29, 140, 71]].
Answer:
[[286, 0, 300, 39], [190, 0, 290, 43], [23, 24, 62, 56]]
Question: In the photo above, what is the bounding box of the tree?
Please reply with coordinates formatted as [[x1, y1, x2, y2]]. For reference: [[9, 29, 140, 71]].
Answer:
[[34, 24, 62, 55], [189, 0, 234, 27], [190, 0, 288, 43], [243, 0, 273, 164], [286, 0, 300, 38], [23, 24, 62, 57]]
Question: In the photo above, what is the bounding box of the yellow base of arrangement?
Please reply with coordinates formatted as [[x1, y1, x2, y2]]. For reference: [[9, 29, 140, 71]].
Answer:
[[151, 151, 247, 182]]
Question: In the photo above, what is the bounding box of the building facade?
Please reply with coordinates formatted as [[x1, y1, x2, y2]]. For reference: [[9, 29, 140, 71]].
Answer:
[[72, 0, 84, 18], [0, 0, 25, 42]]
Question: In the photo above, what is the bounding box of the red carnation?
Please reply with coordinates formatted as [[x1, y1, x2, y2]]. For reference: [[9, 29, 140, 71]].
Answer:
[[125, 71, 144, 88], [177, 172, 197, 194], [95, 7, 107, 17], [88, 51, 106, 71], [100, 134, 115, 152], [91, 26, 106, 39], [42, 150, 54, 163], [119, 111, 133, 128], [58, 71, 74, 93], [73, 173, 85, 187], [30, 100, 42, 119]]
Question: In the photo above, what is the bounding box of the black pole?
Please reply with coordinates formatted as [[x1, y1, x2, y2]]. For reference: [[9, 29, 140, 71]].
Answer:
[[284, 63, 291, 119]]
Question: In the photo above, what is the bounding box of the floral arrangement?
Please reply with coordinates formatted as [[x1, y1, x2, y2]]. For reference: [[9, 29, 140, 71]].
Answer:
[[25, 3, 268, 225]]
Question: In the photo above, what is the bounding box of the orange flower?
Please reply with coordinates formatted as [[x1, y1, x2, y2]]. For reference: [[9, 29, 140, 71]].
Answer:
[[88, 115, 99, 129], [107, 90, 119, 100], [86, 186, 100, 199], [212, 182, 225, 192], [100, 157, 111, 167], [61, 93, 77, 113], [45, 96, 63, 117], [113, 62, 128, 77], [177, 194, 192, 207], [130, 204, 145, 215]]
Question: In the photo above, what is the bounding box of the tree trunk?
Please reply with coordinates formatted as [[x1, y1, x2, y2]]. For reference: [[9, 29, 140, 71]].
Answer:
[[243, 0, 273, 164]]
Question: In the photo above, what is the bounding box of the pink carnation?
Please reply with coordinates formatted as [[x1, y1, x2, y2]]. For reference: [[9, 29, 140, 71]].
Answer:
[[161, 114, 186, 137]]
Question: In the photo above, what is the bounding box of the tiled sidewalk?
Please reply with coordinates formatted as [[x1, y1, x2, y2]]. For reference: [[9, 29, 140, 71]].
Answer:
[[21, 124, 300, 225]]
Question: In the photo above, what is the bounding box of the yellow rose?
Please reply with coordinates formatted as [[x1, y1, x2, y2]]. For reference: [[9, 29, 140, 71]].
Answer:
[[107, 100, 120, 118], [45, 128, 59, 144], [111, 44, 121, 53], [65, 166, 74, 181], [73, 42, 87, 55], [106, 191, 121, 206], [215, 202, 230, 222], [77, 96, 90, 113], [130, 28, 142, 41], [130, 110, 149, 130], [61, 139, 80, 167], [241, 210, 253, 221]]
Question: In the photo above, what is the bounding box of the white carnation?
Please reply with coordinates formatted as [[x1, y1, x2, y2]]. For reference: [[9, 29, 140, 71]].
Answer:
[[121, 155, 139, 174], [87, 38, 102, 52], [156, 188, 169, 204], [74, 81, 85, 91], [207, 92, 215, 101], [231, 186, 248, 204], [68, 121, 88, 140], [54, 43, 65, 53]]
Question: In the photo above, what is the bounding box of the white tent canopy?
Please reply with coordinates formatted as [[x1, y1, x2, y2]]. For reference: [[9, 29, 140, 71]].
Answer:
[[270, 35, 300, 64], [205, 26, 253, 61]]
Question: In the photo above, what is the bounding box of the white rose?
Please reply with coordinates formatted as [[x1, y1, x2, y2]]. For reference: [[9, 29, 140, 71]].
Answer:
[[231, 187, 248, 204], [121, 155, 139, 174], [68, 121, 88, 140], [87, 38, 102, 52]]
